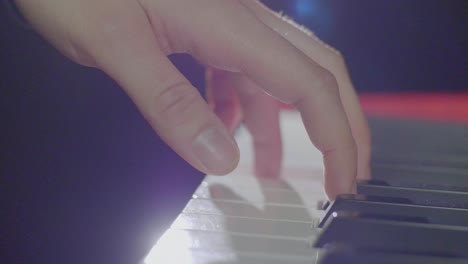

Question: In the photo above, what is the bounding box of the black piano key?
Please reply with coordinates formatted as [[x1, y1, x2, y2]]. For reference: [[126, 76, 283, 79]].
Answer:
[[318, 245, 468, 264], [371, 165, 468, 191], [362, 179, 468, 192], [371, 151, 468, 170], [318, 194, 468, 228], [368, 118, 468, 154], [357, 180, 468, 209], [321, 200, 330, 210], [314, 212, 468, 258]]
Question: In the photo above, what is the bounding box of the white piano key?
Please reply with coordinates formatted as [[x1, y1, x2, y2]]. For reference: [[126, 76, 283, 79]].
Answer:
[[199, 168, 327, 213], [194, 181, 323, 206], [146, 112, 329, 263], [172, 212, 317, 238], [147, 229, 317, 258], [145, 248, 315, 264], [183, 199, 323, 222], [234, 251, 316, 264], [203, 168, 324, 191], [236, 111, 324, 169]]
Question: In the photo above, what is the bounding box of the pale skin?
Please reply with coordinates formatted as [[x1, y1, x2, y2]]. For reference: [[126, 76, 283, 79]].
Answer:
[[15, 0, 371, 200]]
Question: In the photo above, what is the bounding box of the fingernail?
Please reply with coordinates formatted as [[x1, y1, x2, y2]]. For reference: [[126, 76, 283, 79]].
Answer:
[[192, 126, 239, 174]]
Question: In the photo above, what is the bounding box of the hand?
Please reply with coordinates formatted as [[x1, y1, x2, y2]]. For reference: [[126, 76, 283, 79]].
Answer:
[[15, 0, 370, 199]]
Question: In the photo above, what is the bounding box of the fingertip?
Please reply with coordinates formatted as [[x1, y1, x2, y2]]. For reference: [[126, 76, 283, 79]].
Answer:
[[322, 147, 357, 200], [324, 178, 355, 201], [357, 165, 371, 181], [355, 120, 372, 181]]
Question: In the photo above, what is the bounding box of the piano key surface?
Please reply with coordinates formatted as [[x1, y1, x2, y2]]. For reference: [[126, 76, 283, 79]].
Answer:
[[357, 180, 468, 209], [145, 112, 325, 264], [144, 112, 468, 264]]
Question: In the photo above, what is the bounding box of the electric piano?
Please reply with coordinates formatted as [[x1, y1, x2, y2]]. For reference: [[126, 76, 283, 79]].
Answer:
[[144, 111, 468, 264]]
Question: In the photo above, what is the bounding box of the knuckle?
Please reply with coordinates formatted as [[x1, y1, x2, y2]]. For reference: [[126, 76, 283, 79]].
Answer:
[[319, 43, 347, 75], [149, 16, 175, 54], [322, 139, 357, 159], [332, 50, 346, 68], [318, 69, 340, 94], [292, 68, 339, 107], [62, 38, 97, 67], [152, 81, 202, 127], [139, 4, 186, 55], [331, 52, 348, 76]]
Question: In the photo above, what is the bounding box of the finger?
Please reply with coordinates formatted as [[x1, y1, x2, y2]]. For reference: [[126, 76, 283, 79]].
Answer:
[[208, 69, 282, 177], [81, 2, 239, 175], [232, 73, 282, 178], [169, 1, 356, 199], [206, 69, 243, 133], [242, 0, 371, 180]]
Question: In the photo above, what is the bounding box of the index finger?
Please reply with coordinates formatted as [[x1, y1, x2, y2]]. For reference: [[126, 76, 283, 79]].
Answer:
[[176, 1, 357, 199]]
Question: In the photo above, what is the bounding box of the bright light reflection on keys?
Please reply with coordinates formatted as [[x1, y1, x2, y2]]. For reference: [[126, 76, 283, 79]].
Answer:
[[144, 229, 193, 264], [145, 112, 326, 263], [144, 230, 239, 264]]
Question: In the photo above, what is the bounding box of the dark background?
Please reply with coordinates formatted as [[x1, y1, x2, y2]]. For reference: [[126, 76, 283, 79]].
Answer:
[[263, 0, 467, 92], [1, 0, 466, 263]]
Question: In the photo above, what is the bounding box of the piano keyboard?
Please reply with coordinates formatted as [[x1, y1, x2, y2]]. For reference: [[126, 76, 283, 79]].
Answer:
[[143, 111, 468, 264]]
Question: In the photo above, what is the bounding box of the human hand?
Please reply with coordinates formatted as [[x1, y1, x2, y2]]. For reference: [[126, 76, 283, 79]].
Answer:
[[15, 0, 370, 199]]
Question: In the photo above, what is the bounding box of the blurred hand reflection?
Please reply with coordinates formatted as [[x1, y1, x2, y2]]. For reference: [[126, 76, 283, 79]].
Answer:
[[207, 175, 318, 263]]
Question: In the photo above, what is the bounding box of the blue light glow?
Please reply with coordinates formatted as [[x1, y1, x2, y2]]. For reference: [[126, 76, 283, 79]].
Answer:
[[295, 0, 317, 17]]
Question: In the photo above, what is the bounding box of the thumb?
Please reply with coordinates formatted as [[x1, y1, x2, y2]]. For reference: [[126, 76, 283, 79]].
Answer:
[[86, 7, 239, 175]]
